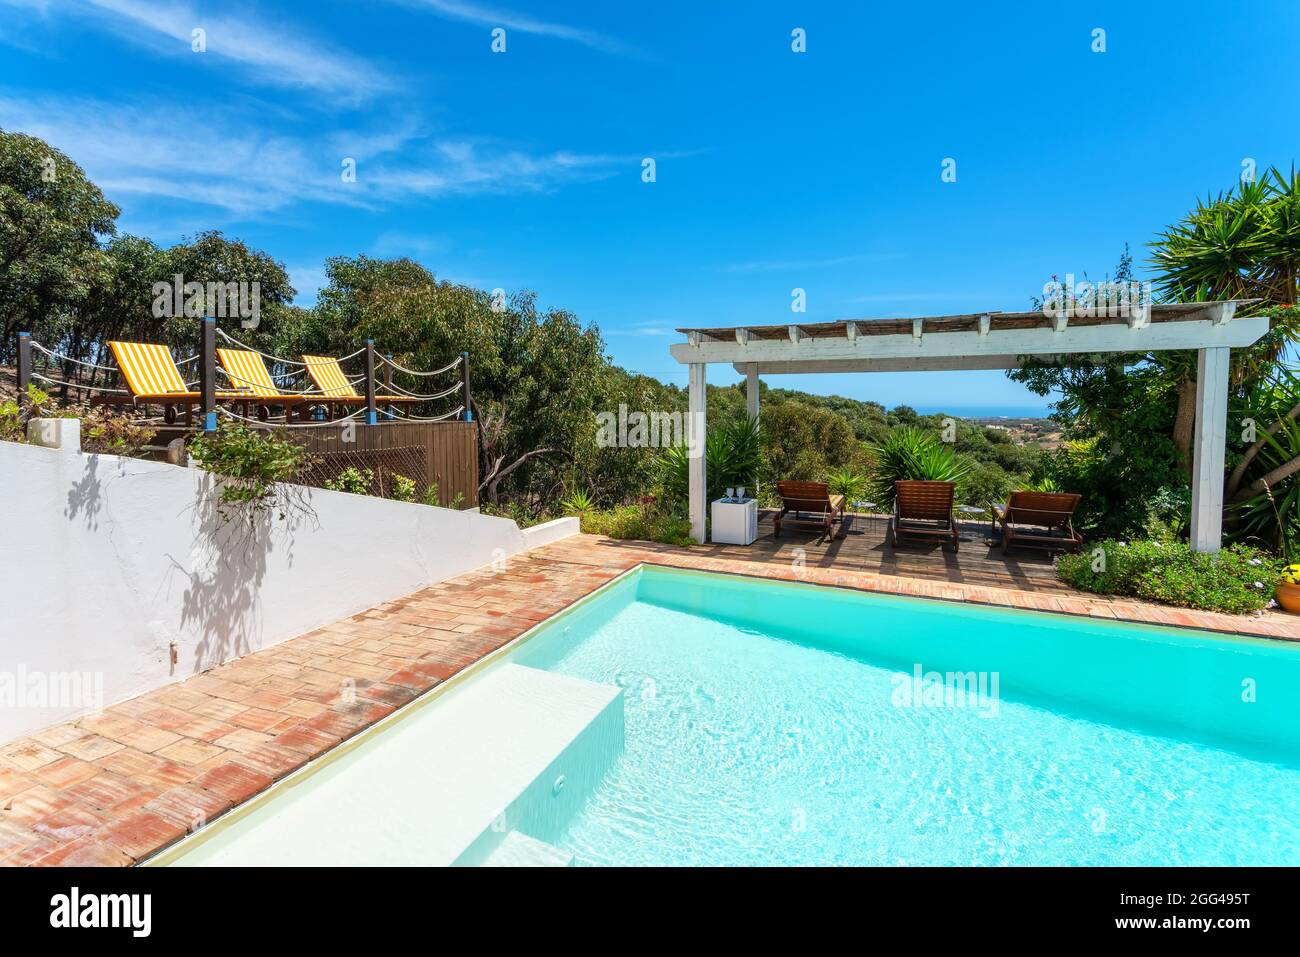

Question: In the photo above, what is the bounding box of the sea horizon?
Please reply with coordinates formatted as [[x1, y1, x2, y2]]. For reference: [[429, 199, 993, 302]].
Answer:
[[912, 405, 1055, 419]]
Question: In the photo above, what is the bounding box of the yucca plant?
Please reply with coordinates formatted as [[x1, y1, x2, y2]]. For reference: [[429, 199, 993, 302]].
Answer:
[[559, 488, 597, 515], [865, 426, 971, 508], [657, 415, 761, 505], [1021, 476, 1062, 493], [826, 467, 868, 501]]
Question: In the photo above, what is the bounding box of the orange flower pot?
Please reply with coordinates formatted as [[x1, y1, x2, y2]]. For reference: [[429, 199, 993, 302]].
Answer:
[[1276, 581, 1300, 614]]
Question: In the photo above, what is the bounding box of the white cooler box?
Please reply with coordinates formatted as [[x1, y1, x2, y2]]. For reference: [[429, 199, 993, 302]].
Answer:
[[710, 498, 758, 545]]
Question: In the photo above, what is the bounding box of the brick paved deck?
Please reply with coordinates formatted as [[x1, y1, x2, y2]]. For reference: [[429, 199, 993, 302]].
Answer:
[[3, 532, 1297, 867]]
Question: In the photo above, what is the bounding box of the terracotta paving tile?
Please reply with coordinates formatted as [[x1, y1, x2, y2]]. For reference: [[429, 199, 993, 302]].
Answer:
[[0, 766, 36, 802], [0, 832, 60, 866], [0, 742, 64, 772], [156, 738, 229, 767], [36, 836, 133, 867], [28, 724, 93, 749], [116, 725, 186, 753], [64, 771, 156, 814], [173, 717, 240, 743], [30, 804, 107, 844], [31, 756, 102, 790], [211, 729, 275, 754], [192, 763, 272, 806], [97, 748, 198, 789], [271, 725, 339, 760], [227, 743, 309, 779], [190, 697, 251, 721], [57, 733, 126, 763], [98, 811, 186, 861], [141, 784, 232, 831]]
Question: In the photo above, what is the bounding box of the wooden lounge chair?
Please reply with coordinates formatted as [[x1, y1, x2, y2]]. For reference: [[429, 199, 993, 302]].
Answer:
[[890, 480, 959, 551], [105, 340, 242, 423], [773, 480, 846, 537], [216, 347, 319, 420], [301, 354, 422, 408], [996, 491, 1083, 554]]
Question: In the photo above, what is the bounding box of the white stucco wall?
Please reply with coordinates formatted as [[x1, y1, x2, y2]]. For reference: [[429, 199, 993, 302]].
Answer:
[[0, 438, 567, 744]]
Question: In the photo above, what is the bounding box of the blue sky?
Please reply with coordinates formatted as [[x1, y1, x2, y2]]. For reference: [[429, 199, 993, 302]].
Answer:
[[3, 1, 1298, 411]]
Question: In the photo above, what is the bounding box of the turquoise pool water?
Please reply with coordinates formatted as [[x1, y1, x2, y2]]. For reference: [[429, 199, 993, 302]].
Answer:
[[511, 567, 1300, 866]]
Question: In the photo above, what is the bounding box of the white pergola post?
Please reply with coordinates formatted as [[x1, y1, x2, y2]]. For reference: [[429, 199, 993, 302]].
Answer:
[[1190, 346, 1231, 553], [745, 363, 760, 422], [688, 361, 708, 544], [745, 363, 760, 501]]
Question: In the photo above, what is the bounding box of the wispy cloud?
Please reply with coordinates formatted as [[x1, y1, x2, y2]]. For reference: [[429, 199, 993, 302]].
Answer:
[[4, 0, 391, 98], [607, 324, 680, 337], [0, 93, 633, 217], [397, 0, 645, 58], [721, 252, 902, 274]]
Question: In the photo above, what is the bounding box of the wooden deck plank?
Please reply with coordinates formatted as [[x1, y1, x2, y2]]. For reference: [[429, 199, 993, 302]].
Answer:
[[688, 511, 1071, 593]]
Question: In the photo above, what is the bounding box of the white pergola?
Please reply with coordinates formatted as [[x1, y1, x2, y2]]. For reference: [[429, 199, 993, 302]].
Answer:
[[670, 301, 1267, 551]]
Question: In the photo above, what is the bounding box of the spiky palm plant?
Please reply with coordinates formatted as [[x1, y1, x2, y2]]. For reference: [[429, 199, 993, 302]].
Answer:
[[865, 426, 971, 508]]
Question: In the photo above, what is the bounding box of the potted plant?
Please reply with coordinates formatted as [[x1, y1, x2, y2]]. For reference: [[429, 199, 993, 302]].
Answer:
[[1276, 564, 1300, 612]]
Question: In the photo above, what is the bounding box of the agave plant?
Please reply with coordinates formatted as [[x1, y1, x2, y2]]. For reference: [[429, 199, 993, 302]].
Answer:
[[826, 467, 868, 501], [865, 426, 971, 508], [559, 488, 597, 515], [1021, 476, 1062, 493]]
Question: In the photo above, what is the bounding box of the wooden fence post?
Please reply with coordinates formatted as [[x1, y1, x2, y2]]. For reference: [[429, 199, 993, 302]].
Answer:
[[461, 351, 472, 422], [16, 331, 31, 406], [364, 339, 377, 426], [200, 317, 216, 432]]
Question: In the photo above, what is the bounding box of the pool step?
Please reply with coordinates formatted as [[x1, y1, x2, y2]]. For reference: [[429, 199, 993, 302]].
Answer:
[[480, 830, 574, 867], [159, 663, 624, 866]]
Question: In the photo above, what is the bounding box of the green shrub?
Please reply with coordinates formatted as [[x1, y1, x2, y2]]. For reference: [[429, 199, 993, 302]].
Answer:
[[826, 467, 868, 501], [1056, 539, 1281, 615], [188, 423, 314, 523], [865, 426, 971, 508], [323, 465, 374, 495], [390, 473, 417, 502], [580, 504, 693, 547], [658, 415, 761, 506], [559, 488, 597, 514]]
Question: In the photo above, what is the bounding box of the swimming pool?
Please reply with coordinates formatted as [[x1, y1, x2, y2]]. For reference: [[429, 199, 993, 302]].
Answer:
[[159, 564, 1300, 866], [510, 566, 1300, 866]]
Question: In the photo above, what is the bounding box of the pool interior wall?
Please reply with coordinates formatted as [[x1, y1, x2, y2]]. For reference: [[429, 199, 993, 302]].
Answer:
[[570, 566, 1300, 765]]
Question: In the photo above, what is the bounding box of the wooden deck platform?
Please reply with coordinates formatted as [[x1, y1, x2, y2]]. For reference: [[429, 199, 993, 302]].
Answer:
[[687, 510, 1069, 593]]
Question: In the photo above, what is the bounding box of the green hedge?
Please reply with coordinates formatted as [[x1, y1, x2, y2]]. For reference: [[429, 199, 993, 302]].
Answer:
[[579, 505, 694, 547], [1056, 539, 1282, 615]]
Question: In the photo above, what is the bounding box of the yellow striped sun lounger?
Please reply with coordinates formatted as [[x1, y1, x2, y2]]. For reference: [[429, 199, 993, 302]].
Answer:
[[108, 340, 239, 401], [302, 354, 420, 403], [216, 348, 315, 403]]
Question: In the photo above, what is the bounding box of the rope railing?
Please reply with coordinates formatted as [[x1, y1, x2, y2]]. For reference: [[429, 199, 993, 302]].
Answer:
[[381, 353, 463, 377], [29, 341, 120, 373], [14, 326, 471, 431], [215, 328, 308, 367], [217, 406, 367, 428], [30, 372, 131, 394], [395, 405, 465, 422], [215, 366, 319, 396], [382, 380, 463, 401]]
